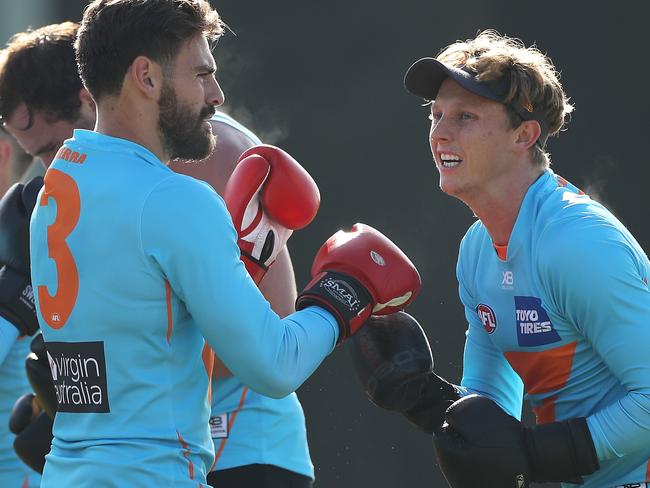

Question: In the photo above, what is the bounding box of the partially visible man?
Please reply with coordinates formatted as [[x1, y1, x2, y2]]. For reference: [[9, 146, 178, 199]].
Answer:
[[0, 130, 39, 486], [0, 21, 95, 483], [0, 132, 33, 195], [29, 1, 420, 486], [0, 22, 95, 168], [172, 113, 315, 488], [352, 30, 650, 488]]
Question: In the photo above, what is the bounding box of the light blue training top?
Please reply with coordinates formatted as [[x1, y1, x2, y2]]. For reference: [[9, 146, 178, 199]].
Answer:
[[0, 318, 40, 487], [206, 112, 313, 479], [458, 170, 650, 487], [30, 130, 338, 486]]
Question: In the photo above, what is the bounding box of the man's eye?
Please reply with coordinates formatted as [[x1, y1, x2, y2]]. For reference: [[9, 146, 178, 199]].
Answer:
[[459, 112, 475, 120], [429, 112, 442, 122]]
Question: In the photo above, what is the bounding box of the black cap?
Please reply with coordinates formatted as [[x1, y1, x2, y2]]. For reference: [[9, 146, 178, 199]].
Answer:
[[404, 57, 549, 147]]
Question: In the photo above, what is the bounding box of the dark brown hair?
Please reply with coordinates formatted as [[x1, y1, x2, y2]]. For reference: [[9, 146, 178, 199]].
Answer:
[[0, 22, 82, 126], [76, 0, 224, 101]]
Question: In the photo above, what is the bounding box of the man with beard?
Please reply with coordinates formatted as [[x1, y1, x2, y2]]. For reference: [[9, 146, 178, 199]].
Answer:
[[1, 19, 315, 488], [28, 0, 421, 485]]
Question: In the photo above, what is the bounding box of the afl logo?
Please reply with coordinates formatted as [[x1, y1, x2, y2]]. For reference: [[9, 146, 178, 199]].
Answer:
[[477, 304, 497, 334]]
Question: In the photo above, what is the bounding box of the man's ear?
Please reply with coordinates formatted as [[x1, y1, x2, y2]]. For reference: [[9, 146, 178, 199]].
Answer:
[[78, 88, 97, 117], [515, 120, 542, 151], [128, 56, 164, 100]]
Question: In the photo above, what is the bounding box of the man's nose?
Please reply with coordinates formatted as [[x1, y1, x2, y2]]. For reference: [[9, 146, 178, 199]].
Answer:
[[207, 77, 224, 107], [430, 116, 452, 141]]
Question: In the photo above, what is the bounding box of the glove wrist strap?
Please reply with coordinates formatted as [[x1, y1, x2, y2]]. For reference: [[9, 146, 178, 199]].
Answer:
[[523, 417, 599, 484], [404, 373, 461, 434], [0, 265, 38, 336], [296, 271, 372, 343]]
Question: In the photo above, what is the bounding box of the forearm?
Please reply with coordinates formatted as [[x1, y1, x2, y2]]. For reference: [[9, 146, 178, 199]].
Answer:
[[258, 247, 297, 317], [191, 242, 335, 397], [212, 247, 297, 380], [210, 306, 338, 398], [185, 250, 337, 396], [587, 391, 650, 461]]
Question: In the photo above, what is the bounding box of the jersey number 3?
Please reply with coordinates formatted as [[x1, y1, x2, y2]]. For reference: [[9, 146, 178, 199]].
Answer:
[[38, 169, 80, 329]]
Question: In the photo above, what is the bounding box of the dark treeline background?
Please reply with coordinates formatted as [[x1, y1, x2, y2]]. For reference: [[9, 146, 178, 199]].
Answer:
[[25, 0, 650, 486]]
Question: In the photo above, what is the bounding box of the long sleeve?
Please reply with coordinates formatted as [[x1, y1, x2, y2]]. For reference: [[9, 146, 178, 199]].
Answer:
[[141, 176, 338, 398], [538, 217, 650, 461]]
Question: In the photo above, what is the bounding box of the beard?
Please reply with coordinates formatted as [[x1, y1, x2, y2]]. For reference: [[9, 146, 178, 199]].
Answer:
[[158, 81, 216, 161]]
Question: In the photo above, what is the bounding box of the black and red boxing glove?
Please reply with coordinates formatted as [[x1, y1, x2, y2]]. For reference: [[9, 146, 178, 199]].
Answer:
[[296, 223, 421, 343], [433, 395, 599, 488], [224, 145, 320, 284]]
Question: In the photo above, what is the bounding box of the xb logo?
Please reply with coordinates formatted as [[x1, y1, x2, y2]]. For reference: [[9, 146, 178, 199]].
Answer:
[[502, 271, 514, 286]]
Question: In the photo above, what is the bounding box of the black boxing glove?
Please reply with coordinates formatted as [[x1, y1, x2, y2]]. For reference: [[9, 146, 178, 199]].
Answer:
[[8, 392, 38, 435], [348, 312, 460, 433], [433, 395, 599, 488], [26, 333, 57, 418], [0, 177, 43, 336], [13, 410, 53, 474]]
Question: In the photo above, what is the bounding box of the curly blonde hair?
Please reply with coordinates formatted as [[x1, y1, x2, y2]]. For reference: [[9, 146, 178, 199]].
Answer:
[[437, 30, 573, 166]]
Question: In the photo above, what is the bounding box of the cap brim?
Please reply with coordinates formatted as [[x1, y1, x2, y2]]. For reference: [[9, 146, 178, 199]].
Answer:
[[404, 58, 503, 102], [404, 58, 550, 148]]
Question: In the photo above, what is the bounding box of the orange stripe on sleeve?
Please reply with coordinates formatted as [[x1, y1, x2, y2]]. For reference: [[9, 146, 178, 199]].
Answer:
[[177, 431, 195, 481], [202, 343, 215, 404], [165, 280, 173, 343]]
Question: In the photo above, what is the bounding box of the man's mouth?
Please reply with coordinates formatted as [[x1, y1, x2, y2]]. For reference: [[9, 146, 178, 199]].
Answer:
[[439, 152, 462, 168], [201, 106, 216, 121]]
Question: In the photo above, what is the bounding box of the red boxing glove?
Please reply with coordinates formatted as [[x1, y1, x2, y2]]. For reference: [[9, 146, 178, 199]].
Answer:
[[224, 145, 320, 284], [296, 223, 421, 343]]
